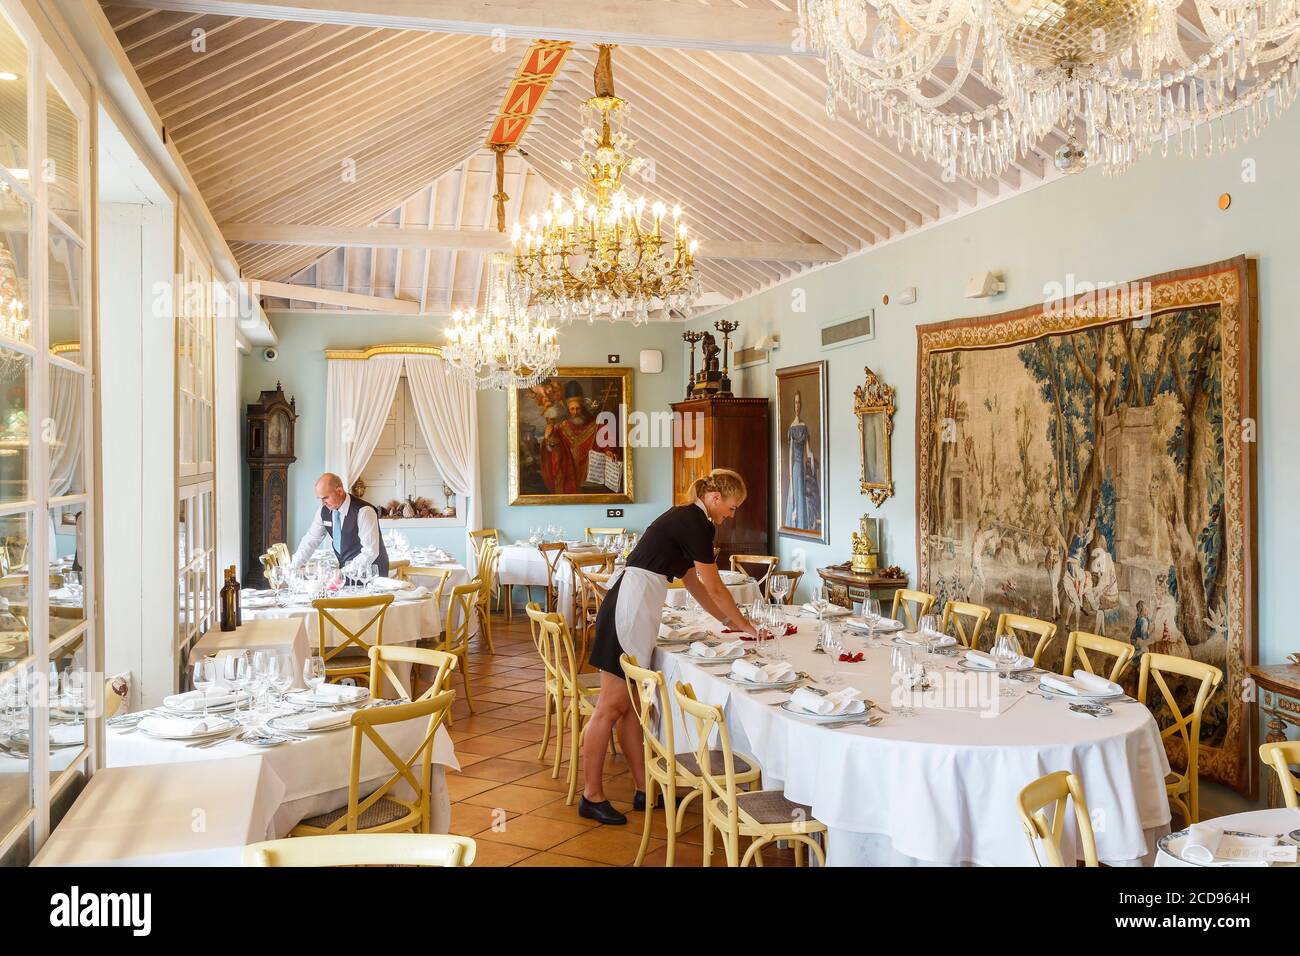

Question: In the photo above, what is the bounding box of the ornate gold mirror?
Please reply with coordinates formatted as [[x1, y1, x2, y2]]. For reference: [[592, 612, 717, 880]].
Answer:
[[854, 366, 895, 506]]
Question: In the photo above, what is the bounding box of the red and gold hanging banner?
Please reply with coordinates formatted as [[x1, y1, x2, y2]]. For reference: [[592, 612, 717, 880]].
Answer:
[[486, 40, 572, 148]]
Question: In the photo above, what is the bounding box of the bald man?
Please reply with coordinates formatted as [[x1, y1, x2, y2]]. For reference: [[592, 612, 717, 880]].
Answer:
[[290, 472, 390, 578]]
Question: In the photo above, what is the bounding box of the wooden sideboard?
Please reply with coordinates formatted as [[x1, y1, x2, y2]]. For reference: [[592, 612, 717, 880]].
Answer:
[[1248, 662, 1300, 807], [817, 565, 909, 610], [670, 396, 770, 566]]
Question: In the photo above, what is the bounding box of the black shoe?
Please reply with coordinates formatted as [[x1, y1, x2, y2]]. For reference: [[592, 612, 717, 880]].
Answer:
[[632, 790, 663, 812], [578, 796, 628, 825]]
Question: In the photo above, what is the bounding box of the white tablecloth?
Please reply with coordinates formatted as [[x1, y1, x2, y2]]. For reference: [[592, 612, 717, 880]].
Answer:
[[107, 706, 458, 838], [664, 579, 762, 611], [654, 608, 1172, 867], [496, 545, 581, 623], [33, 756, 285, 866], [1155, 807, 1300, 867]]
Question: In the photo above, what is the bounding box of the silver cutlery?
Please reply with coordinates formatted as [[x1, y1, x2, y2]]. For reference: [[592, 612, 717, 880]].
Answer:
[[832, 715, 885, 730]]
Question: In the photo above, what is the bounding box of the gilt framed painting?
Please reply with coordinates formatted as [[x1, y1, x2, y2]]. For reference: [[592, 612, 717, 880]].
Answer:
[[775, 361, 829, 543], [508, 366, 634, 505]]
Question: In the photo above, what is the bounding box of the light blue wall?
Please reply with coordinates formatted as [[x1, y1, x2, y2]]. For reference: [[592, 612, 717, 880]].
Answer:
[[240, 316, 686, 566], [695, 104, 1300, 668]]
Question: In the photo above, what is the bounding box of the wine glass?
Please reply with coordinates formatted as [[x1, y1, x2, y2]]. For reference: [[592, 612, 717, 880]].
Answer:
[[271, 651, 294, 704], [304, 655, 326, 698], [192, 656, 217, 719], [811, 585, 832, 624], [251, 650, 275, 712], [821, 620, 843, 685], [862, 597, 882, 642], [891, 645, 916, 717], [227, 651, 251, 716], [369, 564, 380, 591], [768, 573, 790, 608], [992, 633, 1020, 698], [63, 569, 81, 604], [919, 613, 941, 658], [267, 565, 285, 605]]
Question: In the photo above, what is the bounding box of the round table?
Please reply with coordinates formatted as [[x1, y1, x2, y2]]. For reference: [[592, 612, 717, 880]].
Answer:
[[654, 607, 1173, 867], [1155, 807, 1300, 867]]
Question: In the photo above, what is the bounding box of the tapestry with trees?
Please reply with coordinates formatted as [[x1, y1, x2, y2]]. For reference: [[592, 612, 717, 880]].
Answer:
[[916, 257, 1257, 794]]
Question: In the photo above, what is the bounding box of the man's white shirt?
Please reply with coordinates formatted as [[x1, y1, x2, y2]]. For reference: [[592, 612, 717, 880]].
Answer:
[[291, 494, 381, 576]]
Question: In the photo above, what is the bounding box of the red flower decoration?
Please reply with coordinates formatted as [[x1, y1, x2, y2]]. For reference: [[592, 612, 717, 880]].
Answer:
[[838, 651, 865, 663]]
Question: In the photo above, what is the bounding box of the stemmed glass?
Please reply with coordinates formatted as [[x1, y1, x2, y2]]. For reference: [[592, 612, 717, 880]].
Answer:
[[810, 585, 831, 624], [891, 645, 916, 717], [369, 564, 380, 591], [820, 620, 843, 685], [63, 570, 82, 605], [227, 651, 251, 717], [270, 651, 294, 705], [268, 565, 286, 606], [992, 634, 1020, 698], [192, 656, 217, 719], [768, 573, 790, 609], [303, 655, 326, 699], [862, 597, 882, 642], [919, 613, 941, 658]]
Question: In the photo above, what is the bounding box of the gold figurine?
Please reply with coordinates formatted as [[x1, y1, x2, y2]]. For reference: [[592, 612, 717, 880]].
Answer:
[[850, 516, 878, 573]]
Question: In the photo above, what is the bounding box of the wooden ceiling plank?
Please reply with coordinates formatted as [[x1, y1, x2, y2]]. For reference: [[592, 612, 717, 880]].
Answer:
[[249, 278, 422, 313], [118, 13, 250, 72], [102, 3, 161, 31], [138, 19, 317, 98], [112, 8, 205, 52]]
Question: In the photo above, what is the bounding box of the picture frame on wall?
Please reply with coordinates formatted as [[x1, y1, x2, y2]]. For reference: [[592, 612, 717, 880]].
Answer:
[[507, 366, 634, 505], [775, 360, 828, 543]]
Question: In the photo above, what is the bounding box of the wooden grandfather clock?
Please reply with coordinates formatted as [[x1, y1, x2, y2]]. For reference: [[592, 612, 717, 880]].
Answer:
[[245, 383, 297, 588]]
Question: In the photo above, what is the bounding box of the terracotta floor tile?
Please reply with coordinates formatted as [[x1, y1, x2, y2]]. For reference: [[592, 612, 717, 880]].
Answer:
[[489, 704, 548, 722], [528, 799, 600, 827], [469, 841, 538, 867], [490, 722, 548, 742], [457, 734, 530, 757], [499, 742, 557, 764], [462, 784, 566, 814], [453, 751, 492, 768], [549, 827, 667, 866], [476, 688, 538, 705], [456, 714, 519, 734], [474, 674, 531, 689], [449, 802, 515, 836], [476, 813, 591, 850], [638, 840, 706, 867], [445, 774, 500, 802], [512, 852, 613, 867], [511, 769, 573, 794], [460, 757, 541, 784]]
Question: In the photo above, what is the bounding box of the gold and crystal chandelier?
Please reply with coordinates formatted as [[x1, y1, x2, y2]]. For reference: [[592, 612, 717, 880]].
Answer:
[[799, 0, 1300, 177], [443, 148, 561, 391], [512, 44, 702, 324]]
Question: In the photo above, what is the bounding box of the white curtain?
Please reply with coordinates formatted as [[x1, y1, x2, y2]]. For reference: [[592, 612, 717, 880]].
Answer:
[[404, 354, 481, 571], [324, 354, 404, 489], [49, 364, 83, 497]]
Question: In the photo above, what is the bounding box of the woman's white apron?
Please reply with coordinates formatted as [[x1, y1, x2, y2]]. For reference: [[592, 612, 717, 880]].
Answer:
[[610, 565, 668, 668]]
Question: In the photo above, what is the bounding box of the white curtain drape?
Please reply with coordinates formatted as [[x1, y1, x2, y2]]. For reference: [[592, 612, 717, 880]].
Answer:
[[404, 354, 481, 571], [49, 364, 83, 497], [324, 354, 404, 490]]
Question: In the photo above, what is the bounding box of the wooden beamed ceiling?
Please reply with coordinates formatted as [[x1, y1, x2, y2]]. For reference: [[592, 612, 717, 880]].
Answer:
[[100, 0, 1070, 313]]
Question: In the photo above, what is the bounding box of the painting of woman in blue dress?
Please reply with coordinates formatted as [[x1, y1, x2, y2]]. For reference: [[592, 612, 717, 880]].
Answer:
[[776, 362, 828, 542]]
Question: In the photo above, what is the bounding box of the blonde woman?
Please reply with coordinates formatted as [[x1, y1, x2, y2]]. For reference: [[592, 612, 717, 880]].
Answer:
[[580, 469, 757, 825]]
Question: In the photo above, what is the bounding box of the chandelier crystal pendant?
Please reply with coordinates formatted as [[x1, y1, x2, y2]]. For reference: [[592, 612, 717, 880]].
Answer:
[[799, 0, 1300, 177], [442, 147, 561, 391], [512, 44, 702, 324]]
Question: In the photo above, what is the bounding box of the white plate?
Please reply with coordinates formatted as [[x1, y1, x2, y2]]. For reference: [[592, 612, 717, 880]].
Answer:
[[955, 658, 1034, 674], [778, 700, 869, 722], [140, 717, 241, 741], [725, 674, 801, 690], [268, 713, 352, 734], [163, 692, 251, 716], [286, 688, 370, 708], [1157, 828, 1297, 867], [684, 646, 746, 662], [1034, 681, 1124, 701]]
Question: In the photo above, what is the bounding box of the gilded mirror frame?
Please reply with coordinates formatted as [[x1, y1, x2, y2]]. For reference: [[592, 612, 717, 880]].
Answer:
[[854, 366, 895, 506]]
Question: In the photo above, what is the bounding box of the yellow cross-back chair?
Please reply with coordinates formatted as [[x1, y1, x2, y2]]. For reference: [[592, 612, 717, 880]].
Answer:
[[439, 583, 479, 722], [532, 540, 567, 616], [768, 569, 802, 605], [572, 564, 613, 662], [244, 833, 476, 867], [471, 543, 500, 655], [312, 593, 395, 685], [674, 681, 827, 867], [1016, 770, 1099, 867], [940, 600, 991, 649], [891, 588, 937, 630], [730, 554, 780, 600], [404, 567, 456, 691], [290, 687, 455, 837], [1137, 652, 1223, 824], [1062, 630, 1135, 683], [468, 528, 499, 563], [993, 613, 1058, 666], [1258, 741, 1300, 809], [622, 654, 761, 867], [368, 644, 457, 705], [564, 551, 615, 643], [585, 526, 626, 544], [526, 603, 601, 805]]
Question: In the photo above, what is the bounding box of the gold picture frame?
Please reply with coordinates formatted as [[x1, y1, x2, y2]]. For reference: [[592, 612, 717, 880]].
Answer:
[[508, 366, 635, 505], [854, 366, 895, 507]]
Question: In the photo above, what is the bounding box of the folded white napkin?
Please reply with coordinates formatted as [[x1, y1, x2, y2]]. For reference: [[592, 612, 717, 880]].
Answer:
[[300, 709, 353, 730], [393, 585, 430, 600], [164, 686, 235, 711], [687, 639, 744, 658], [898, 630, 957, 647], [730, 659, 796, 683], [370, 577, 411, 591], [139, 715, 210, 737], [303, 683, 367, 703], [965, 649, 1032, 670], [1183, 825, 1279, 866], [49, 724, 85, 746], [658, 623, 710, 642], [1040, 673, 1119, 696], [789, 686, 865, 716], [1070, 669, 1123, 696], [845, 615, 903, 631], [49, 587, 80, 603], [800, 603, 851, 618], [718, 570, 748, 585]]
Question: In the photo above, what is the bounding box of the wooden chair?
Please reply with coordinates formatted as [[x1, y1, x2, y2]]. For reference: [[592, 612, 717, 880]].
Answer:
[[404, 567, 456, 691], [439, 583, 479, 719], [471, 543, 500, 654], [768, 569, 802, 605], [622, 654, 761, 867], [993, 613, 1057, 666], [564, 551, 615, 640], [537, 541, 567, 614], [1016, 770, 1099, 867], [312, 594, 395, 685], [1258, 741, 1300, 809], [244, 833, 476, 867], [289, 688, 455, 837], [890, 588, 937, 630], [1138, 652, 1223, 824], [729, 554, 779, 600], [674, 681, 826, 867], [1062, 630, 1135, 683], [468, 528, 499, 564], [571, 564, 613, 661], [368, 645, 457, 705], [526, 604, 601, 805], [585, 526, 625, 545], [941, 600, 990, 649]]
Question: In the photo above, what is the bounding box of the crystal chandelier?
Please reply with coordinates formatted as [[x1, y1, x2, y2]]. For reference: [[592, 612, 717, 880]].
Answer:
[[799, 0, 1300, 177], [443, 148, 561, 391], [512, 44, 702, 324]]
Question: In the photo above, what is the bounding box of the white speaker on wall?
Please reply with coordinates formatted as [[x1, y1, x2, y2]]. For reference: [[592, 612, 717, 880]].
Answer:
[[639, 349, 663, 374]]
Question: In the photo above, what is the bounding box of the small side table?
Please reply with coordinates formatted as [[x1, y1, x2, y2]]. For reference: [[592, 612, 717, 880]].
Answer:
[[1247, 662, 1300, 808], [816, 565, 909, 612]]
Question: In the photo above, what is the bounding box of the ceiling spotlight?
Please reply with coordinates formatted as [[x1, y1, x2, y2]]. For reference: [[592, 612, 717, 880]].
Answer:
[[0, 72, 18, 82]]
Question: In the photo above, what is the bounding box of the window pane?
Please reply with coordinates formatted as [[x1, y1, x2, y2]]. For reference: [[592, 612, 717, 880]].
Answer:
[[48, 226, 82, 365], [0, 512, 30, 668], [45, 82, 79, 235], [0, 346, 29, 503], [47, 365, 82, 497], [0, 182, 30, 346], [0, 664, 34, 840], [0, 15, 26, 176], [49, 505, 83, 637], [47, 658, 84, 782]]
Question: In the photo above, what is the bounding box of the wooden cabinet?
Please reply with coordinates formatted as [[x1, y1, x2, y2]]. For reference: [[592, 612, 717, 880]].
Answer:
[[245, 384, 297, 589], [671, 396, 770, 564]]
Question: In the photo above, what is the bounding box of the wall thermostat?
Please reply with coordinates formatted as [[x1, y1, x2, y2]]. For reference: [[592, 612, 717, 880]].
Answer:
[[639, 349, 663, 374]]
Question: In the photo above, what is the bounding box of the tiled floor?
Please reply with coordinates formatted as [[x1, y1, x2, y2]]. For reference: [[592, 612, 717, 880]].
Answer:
[[433, 611, 800, 867]]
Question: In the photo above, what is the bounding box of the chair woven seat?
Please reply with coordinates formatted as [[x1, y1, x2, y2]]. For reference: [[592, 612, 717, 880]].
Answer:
[[677, 749, 752, 777], [299, 796, 412, 831], [735, 789, 814, 826]]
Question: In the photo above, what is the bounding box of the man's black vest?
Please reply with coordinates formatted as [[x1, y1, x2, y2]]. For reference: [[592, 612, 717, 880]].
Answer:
[[319, 496, 390, 577]]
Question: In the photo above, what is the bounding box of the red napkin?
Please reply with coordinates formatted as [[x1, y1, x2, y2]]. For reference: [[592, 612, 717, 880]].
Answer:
[[725, 623, 797, 639], [838, 651, 865, 663]]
